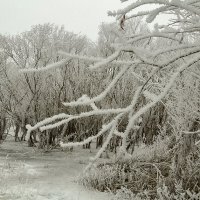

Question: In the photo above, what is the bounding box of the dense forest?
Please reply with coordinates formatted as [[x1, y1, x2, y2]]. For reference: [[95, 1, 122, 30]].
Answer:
[[0, 0, 200, 199]]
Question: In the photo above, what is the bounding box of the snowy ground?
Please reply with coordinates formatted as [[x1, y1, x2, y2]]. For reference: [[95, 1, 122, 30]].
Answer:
[[0, 137, 112, 200]]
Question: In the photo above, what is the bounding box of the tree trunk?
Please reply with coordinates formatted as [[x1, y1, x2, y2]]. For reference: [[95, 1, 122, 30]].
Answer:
[[15, 124, 20, 142]]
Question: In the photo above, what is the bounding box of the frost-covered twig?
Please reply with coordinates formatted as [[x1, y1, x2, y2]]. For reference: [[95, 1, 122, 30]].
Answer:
[[121, 54, 200, 152], [84, 114, 123, 171], [182, 130, 200, 135], [59, 50, 143, 67], [153, 44, 199, 58], [39, 107, 128, 132], [62, 64, 131, 107], [89, 50, 121, 70], [110, 0, 200, 18], [25, 113, 71, 138], [60, 120, 114, 148], [127, 32, 181, 43], [20, 58, 71, 73]]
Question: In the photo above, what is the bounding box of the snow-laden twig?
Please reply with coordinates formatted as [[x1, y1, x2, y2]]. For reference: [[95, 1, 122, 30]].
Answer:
[[114, 130, 125, 138], [121, 46, 161, 68], [131, 71, 146, 83], [62, 64, 131, 107], [127, 32, 181, 44], [111, 0, 200, 18], [195, 140, 200, 146], [90, 121, 117, 162], [20, 58, 71, 73], [28, 85, 143, 135], [146, 5, 174, 23], [121, 54, 200, 152], [189, 71, 200, 80], [59, 50, 143, 67], [60, 120, 114, 148], [84, 114, 123, 171], [143, 90, 158, 101], [89, 50, 121, 70], [182, 130, 200, 135], [160, 46, 200, 68], [126, 11, 151, 20], [20, 34, 199, 75], [25, 113, 71, 137], [90, 102, 99, 111], [39, 107, 128, 132], [68, 94, 99, 110], [153, 44, 199, 58]]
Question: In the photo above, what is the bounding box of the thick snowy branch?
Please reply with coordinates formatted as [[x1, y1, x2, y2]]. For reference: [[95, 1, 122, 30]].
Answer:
[[59, 51, 142, 67], [60, 120, 113, 148], [39, 107, 128, 132], [20, 58, 71, 73], [26, 113, 71, 137], [111, 0, 200, 18]]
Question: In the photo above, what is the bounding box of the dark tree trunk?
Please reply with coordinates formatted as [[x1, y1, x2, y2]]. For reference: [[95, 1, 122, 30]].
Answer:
[[0, 122, 3, 141], [15, 123, 20, 142], [96, 135, 103, 148], [20, 126, 27, 141], [138, 103, 167, 145], [28, 132, 36, 147]]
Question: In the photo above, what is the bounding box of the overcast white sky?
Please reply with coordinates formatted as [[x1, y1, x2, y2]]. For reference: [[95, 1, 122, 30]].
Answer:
[[0, 0, 169, 41], [0, 0, 128, 41]]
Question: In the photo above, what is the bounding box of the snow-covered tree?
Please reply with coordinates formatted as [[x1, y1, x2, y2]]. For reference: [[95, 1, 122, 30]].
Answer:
[[0, 24, 91, 146], [23, 0, 200, 170]]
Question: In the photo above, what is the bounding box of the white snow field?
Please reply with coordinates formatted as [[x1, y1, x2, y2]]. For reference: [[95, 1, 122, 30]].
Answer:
[[0, 137, 111, 200]]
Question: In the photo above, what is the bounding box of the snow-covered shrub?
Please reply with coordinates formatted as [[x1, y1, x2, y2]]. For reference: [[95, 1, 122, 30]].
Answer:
[[79, 163, 120, 192], [79, 137, 171, 193], [156, 183, 200, 200], [166, 72, 200, 132], [80, 134, 200, 199], [131, 136, 169, 162], [113, 187, 150, 200], [112, 184, 200, 200]]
